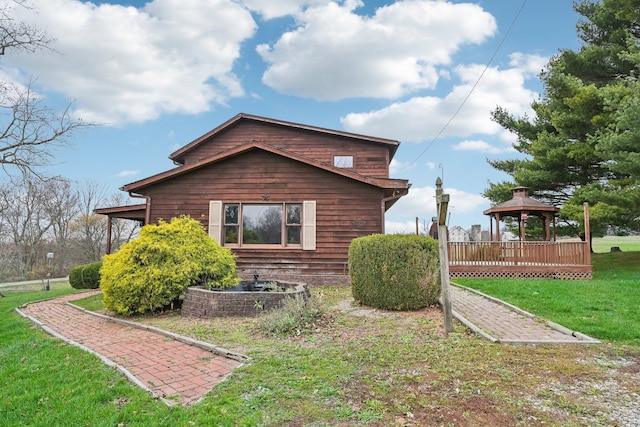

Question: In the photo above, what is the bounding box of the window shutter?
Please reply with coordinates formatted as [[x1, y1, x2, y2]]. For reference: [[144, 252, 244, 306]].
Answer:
[[208, 201, 222, 243], [302, 200, 316, 250]]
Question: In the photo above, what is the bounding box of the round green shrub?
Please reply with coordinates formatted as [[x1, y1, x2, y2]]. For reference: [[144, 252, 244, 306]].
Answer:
[[100, 216, 239, 316], [349, 234, 440, 311], [69, 261, 103, 289]]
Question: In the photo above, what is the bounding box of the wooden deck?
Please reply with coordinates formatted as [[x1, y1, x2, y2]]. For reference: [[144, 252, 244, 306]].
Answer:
[[448, 241, 593, 280]]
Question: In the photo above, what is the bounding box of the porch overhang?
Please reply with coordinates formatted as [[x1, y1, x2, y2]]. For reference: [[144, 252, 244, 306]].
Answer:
[[94, 204, 147, 254]]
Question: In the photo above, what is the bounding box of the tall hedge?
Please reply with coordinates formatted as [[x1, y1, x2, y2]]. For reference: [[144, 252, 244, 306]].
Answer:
[[100, 216, 239, 316], [69, 262, 102, 289], [349, 234, 440, 311]]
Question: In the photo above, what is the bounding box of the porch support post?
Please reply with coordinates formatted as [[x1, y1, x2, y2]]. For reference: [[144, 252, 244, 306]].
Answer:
[[106, 215, 113, 255]]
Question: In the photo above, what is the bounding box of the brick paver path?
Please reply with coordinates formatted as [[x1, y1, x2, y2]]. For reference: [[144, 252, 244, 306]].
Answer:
[[449, 284, 599, 344], [19, 291, 245, 406]]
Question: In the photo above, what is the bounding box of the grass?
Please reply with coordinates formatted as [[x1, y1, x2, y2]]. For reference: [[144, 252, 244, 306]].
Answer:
[[1, 247, 639, 426], [455, 250, 640, 345], [591, 235, 640, 253], [0, 286, 169, 426]]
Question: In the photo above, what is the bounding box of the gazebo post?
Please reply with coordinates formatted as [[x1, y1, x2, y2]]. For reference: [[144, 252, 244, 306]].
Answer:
[[489, 215, 493, 242], [543, 212, 551, 241]]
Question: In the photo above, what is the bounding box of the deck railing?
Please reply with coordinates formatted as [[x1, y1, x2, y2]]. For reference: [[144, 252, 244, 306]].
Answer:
[[448, 241, 591, 267]]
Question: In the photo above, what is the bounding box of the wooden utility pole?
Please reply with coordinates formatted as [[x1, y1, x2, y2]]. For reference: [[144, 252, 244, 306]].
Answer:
[[435, 178, 453, 335]]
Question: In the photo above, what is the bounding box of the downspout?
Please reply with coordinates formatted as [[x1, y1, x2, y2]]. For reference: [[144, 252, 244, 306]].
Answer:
[[380, 188, 409, 234], [129, 192, 151, 225]]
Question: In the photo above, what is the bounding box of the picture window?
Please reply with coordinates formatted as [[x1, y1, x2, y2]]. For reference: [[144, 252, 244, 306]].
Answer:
[[222, 203, 302, 247]]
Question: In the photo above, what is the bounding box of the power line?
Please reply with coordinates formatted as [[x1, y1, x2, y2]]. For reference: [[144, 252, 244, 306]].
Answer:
[[406, 0, 529, 169]]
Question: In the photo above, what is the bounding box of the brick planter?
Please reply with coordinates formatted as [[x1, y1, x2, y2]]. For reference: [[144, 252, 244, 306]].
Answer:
[[181, 281, 310, 318]]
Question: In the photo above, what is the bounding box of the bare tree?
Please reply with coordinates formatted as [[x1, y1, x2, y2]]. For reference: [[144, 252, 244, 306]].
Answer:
[[0, 174, 54, 278], [73, 180, 109, 263], [44, 177, 78, 276], [0, 1, 49, 55], [0, 181, 19, 282], [0, 177, 140, 281], [0, 1, 90, 178]]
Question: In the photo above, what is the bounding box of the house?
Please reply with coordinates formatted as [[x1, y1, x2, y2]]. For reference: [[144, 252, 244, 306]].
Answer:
[[449, 225, 470, 242], [95, 113, 411, 285]]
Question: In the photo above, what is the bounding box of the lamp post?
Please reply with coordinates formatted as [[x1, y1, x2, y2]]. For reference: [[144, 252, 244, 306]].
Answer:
[[45, 252, 54, 291]]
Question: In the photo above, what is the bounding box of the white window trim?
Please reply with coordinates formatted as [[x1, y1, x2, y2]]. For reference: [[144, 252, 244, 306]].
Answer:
[[209, 200, 316, 250]]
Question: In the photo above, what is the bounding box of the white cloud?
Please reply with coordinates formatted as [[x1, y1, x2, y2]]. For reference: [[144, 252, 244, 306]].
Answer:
[[453, 139, 515, 154], [385, 219, 420, 235], [389, 158, 415, 176], [0, 68, 32, 98], [340, 55, 542, 142], [242, 0, 330, 19], [386, 184, 487, 219], [257, 0, 496, 100], [116, 169, 140, 177], [509, 52, 548, 77], [6, 0, 256, 125]]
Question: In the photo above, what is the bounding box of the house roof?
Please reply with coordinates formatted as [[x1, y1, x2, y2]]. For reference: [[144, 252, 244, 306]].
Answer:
[[168, 113, 402, 164], [121, 141, 410, 197]]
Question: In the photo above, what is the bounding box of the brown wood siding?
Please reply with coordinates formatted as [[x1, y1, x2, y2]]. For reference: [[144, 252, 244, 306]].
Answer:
[[179, 121, 390, 179], [141, 150, 384, 276]]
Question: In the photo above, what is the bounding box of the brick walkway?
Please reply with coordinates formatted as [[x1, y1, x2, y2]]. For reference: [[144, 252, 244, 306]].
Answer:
[[449, 284, 600, 344], [18, 291, 246, 406], [17, 285, 599, 406]]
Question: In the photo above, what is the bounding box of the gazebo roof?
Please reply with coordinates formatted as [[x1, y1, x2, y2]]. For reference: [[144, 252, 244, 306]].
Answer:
[[483, 187, 558, 217]]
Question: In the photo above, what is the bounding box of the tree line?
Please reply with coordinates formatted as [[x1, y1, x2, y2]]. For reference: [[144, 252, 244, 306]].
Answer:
[[0, 176, 139, 282]]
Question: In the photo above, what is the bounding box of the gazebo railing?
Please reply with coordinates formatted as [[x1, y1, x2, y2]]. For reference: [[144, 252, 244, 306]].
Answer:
[[448, 241, 591, 266]]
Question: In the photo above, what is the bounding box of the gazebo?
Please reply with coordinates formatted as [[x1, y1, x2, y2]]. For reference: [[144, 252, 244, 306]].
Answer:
[[483, 187, 559, 241]]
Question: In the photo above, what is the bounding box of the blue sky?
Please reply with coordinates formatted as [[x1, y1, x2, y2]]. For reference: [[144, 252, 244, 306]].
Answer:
[[3, 0, 581, 232]]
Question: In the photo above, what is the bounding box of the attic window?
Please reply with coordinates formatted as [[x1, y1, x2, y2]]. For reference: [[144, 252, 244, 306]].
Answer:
[[333, 155, 354, 168]]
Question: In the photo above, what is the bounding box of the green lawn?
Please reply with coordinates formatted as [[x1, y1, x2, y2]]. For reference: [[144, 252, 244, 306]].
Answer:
[[455, 250, 640, 345], [591, 235, 640, 253], [1, 248, 638, 426]]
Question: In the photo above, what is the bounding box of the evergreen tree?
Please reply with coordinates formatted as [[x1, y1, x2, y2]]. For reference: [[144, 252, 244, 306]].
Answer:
[[486, 0, 640, 236]]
